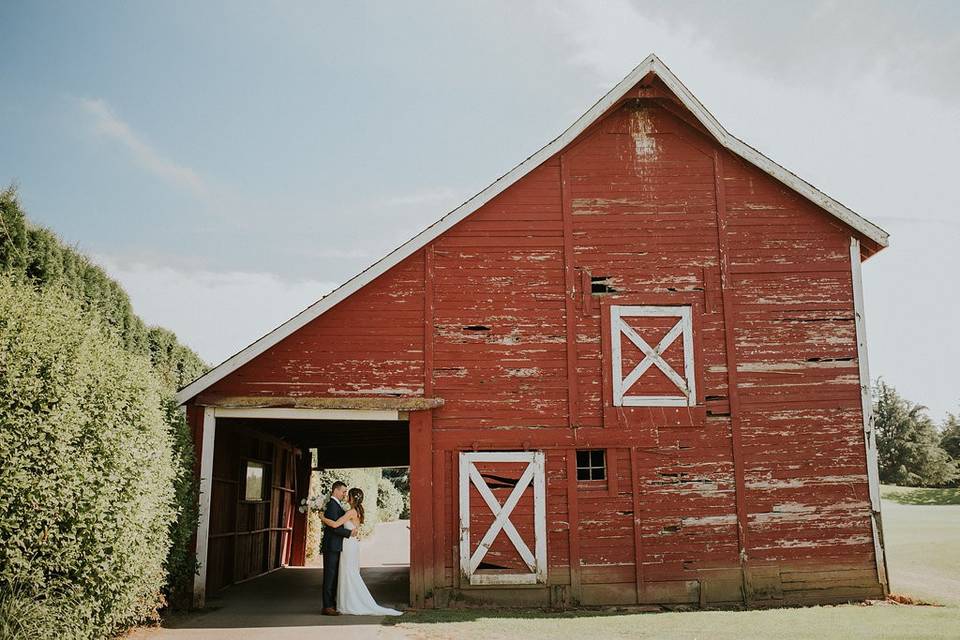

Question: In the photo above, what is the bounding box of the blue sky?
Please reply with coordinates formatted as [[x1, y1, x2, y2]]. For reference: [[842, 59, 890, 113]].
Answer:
[[2, 1, 958, 420]]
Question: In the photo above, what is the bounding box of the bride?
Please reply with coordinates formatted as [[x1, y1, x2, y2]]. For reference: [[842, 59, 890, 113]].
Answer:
[[321, 487, 403, 616]]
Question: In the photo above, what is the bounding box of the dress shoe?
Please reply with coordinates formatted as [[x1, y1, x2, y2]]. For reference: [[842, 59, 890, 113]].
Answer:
[[322, 607, 340, 616]]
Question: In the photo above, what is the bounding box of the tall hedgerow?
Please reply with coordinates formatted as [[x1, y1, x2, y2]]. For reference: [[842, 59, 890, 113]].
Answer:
[[0, 278, 176, 638], [0, 187, 207, 610]]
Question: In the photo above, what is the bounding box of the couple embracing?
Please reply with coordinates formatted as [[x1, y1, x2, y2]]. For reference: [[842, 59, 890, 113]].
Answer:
[[320, 481, 403, 616]]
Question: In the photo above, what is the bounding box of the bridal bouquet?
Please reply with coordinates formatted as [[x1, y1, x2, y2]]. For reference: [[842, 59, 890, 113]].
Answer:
[[298, 495, 324, 514]]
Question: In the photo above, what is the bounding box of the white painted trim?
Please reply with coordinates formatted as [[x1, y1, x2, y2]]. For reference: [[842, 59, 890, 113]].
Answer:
[[468, 465, 536, 572], [611, 305, 695, 406], [175, 53, 888, 406], [469, 573, 538, 586], [193, 407, 216, 608], [459, 451, 547, 586], [850, 237, 888, 590], [212, 407, 401, 421], [468, 463, 537, 573]]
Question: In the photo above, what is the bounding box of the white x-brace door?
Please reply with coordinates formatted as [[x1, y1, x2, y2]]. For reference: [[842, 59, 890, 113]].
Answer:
[[459, 451, 547, 585], [611, 304, 696, 406]]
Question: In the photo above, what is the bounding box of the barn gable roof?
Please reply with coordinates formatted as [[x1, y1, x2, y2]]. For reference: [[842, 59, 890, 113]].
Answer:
[[176, 53, 890, 405]]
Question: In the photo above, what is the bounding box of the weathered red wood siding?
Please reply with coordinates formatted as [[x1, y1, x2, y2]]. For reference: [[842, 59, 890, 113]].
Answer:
[[199, 254, 425, 401], [190, 78, 883, 607], [722, 151, 880, 602]]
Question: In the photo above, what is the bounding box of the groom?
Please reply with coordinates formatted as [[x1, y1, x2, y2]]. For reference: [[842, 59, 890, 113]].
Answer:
[[321, 481, 356, 615]]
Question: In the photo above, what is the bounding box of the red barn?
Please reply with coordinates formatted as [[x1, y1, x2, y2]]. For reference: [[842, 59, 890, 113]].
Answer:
[[177, 54, 890, 610]]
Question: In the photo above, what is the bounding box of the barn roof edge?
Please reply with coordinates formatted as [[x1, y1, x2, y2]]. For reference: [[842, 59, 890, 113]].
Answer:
[[175, 53, 889, 406]]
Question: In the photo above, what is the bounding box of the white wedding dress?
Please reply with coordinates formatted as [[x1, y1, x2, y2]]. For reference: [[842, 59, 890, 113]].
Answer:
[[337, 518, 403, 616]]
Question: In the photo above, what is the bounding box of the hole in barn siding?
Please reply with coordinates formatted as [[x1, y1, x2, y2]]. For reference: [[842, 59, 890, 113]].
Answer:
[[464, 325, 491, 332], [480, 473, 519, 489], [591, 276, 618, 295], [805, 356, 854, 362], [661, 524, 681, 534], [705, 395, 726, 401], [477, 561, 508, 570]]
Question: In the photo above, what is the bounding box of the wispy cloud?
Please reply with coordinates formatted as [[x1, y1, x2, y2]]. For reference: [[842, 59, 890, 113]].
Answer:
[[78, 97, 209, 197], [94, 253, 338, 365]]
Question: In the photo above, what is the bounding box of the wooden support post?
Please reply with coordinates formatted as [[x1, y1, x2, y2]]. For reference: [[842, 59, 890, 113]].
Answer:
[[560, 154, 580, 428], [713, 150, 750, 606], [565, 450, 582, 603], [432, 450, 446, 592], [630, 447, 644, 603], [193, 406, 216, 608], [424, 245, 435, 397], [850, 237, 889, 592], [409, 410, 434, 607], [450, 450, 460, 592], [289, 449, 312, 566]]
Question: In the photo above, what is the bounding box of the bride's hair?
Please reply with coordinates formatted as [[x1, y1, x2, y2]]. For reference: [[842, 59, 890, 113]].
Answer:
[[348, 488, 365, 525]]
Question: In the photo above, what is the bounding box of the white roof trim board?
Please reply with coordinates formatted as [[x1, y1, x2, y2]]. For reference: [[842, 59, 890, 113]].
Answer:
[[176, 53, 890, 405]]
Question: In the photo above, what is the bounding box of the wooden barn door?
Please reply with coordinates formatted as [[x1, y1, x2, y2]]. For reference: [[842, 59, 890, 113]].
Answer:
[[459, 451, 547, 585]]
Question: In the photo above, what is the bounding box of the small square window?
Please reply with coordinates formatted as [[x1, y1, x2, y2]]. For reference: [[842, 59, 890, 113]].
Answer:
[[576, 449, 606, 481], [244, 461, 267, 501]]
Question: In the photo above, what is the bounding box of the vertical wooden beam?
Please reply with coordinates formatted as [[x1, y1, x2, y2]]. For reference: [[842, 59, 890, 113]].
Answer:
[[432, 450, 446, 592], [289, 449, 312, 566], [450, 450, 460, 592], [457, 453, 470, 585], [423, 245, 440, 603], [423, 245, 435, 397], [409, 410, 434, 607], [560, 154, 580, 427], [606, 448, 619, 498], [193, 406, 216, 608], [712, 150, 750, 605], [533, 452, 548, 584], [850, 237, 889, 592], [630, 447, 644, 603], [565, 450, 582, 602]]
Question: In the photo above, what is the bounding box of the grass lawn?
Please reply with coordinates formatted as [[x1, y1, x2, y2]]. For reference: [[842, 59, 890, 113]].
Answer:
[[881, 484, 960, 606], [393, 485, 960, 639]]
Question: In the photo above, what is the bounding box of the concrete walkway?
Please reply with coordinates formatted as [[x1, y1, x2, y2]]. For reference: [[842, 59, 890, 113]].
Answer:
[[129, 521, 413, 640]]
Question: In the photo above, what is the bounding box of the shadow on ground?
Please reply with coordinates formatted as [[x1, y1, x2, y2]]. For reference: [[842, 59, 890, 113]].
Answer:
[[162, 566, 409, 629]]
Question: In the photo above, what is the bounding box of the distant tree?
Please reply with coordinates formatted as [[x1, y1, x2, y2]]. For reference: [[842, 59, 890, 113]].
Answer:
[[873, 379, 959, 487], [941, 412, 960, 461]]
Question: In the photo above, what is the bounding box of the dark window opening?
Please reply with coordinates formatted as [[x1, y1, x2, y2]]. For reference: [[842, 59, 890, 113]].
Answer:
[[576, 449, 606, 481], [590, 276, 618, 294]]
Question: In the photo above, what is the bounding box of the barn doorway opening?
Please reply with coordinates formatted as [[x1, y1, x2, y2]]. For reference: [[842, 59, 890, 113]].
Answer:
[[196, 410, 414, 614]]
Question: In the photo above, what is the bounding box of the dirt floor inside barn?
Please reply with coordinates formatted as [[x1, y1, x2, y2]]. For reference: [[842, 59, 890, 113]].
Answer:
[[128, 487, 960, 640]]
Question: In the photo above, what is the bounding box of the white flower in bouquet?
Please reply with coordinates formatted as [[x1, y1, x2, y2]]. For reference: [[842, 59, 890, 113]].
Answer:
[[297, 495, 323, 514]]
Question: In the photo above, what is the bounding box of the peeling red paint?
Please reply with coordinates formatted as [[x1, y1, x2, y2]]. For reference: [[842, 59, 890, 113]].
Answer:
[[193, 76, 884, 608]]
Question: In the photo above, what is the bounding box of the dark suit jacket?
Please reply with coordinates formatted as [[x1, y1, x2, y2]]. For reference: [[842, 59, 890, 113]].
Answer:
[[320, 497, 352, 553]]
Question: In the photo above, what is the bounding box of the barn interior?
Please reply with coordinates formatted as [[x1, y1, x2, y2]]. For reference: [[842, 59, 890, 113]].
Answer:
[[203, 415, 411, 608]]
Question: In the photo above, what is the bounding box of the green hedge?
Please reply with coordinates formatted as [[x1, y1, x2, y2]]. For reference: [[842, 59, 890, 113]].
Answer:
[[0, 278, 176, 639], [0, 188, 207, 611]]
